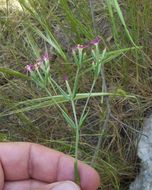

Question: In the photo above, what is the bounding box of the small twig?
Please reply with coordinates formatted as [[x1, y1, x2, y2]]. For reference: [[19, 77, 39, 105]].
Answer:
[[91, 65, 111, 165]]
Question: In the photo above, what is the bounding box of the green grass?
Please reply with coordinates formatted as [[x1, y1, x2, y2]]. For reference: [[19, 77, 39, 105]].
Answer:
[[0, 0, 152, 189]]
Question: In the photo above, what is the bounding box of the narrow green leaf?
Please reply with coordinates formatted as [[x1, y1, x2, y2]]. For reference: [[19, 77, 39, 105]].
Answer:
[[0, 92, 136, 117], [113, 0, 137, 47], [60, 0, 93, 40], [0, 68, 29, 79], [74, 161, 80, 185], [19, 0, 67, 60], [50, 78, 70, 100], [24, 27, 40, 58], [79, 110, 89, 128], [62, 110, 76, 128]]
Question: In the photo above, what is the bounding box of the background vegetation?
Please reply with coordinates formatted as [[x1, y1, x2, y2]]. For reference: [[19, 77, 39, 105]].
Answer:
[[0, 0, 152, 189]]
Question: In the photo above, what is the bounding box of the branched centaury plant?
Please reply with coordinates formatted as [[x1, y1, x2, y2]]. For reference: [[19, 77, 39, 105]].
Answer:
[[24, 36, 106, 184]]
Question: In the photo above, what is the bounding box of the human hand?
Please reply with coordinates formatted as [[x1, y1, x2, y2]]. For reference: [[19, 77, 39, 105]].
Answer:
[[0, 142, 100, 190]]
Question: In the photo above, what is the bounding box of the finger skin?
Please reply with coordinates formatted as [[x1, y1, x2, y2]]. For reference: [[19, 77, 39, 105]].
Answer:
[[4, 180, 47, 190], [0, 142, 100, 190], [33, 181, 80, 190], [0, 162, 4, 190], [4, 181, 80, 190]]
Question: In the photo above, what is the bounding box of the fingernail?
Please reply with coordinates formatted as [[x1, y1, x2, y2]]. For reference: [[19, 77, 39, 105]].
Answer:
[[52, 181, 80, 190]]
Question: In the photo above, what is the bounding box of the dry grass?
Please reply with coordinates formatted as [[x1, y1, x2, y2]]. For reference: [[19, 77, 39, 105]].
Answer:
[[0, 0, 152, 189]]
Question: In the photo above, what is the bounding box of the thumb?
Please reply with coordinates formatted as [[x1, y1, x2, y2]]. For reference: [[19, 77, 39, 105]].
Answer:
[[50, 181, 80, 190], [34, 181, 81, 190]]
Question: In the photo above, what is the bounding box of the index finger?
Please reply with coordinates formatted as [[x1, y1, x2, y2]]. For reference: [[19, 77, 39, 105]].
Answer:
[[0, 142, 100, 190]]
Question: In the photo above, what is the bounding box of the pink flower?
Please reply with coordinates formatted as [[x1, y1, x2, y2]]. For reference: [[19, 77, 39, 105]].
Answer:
[[34, 61, 42, 70], [42, 53, 49, 62], [25, 64, 33, 72], [63, 74, 68, 81], [90, 36, 101, 45], [72, 44, 88, 52], [77, 44, 88, 49], [71, 36, 101, 53]]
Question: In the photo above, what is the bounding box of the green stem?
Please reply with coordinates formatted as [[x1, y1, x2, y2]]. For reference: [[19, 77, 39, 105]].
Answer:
[[80, 79, 96, 119], [71, 99, 80, 184], [64, 79, 80, 184], [45, 83, 80, 180], [48, 78, 58, 95], [74, 121, 80, 184], [36, 68, 44, 82], [73, 67, 80, 97], [71, 100, 78, 126]]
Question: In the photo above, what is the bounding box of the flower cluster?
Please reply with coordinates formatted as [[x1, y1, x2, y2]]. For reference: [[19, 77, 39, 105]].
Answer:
[[71, 36, 101, 67], [89, 36, 101, 46], [25, 53, 49, 73], [72, 44, 88, 53], [72, 36, 101, 53], [24, 64, 34, 72]]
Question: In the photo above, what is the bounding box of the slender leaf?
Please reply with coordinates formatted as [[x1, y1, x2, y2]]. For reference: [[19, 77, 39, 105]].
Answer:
[[0, 92, 136, 117], [62, 110, 76, 128], [0, 68, 29, 79]]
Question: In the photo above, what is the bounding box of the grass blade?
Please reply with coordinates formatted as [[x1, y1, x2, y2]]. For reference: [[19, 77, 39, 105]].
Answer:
[[0, 68, 29, 79], [113, 0, 137, 47], [0, 92, 136, 117]]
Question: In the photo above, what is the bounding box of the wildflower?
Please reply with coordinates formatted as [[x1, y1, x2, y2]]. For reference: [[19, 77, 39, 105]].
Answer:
[[63, 74, 68, 81], [42, 53, 49, 62], [72, 44, 88, 53], [25, 64, 33, 72], [77, 44, 87, 49], [33, 53, 50, 70], [90, 36, 101, 46], [34, 61, 42, 70]]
